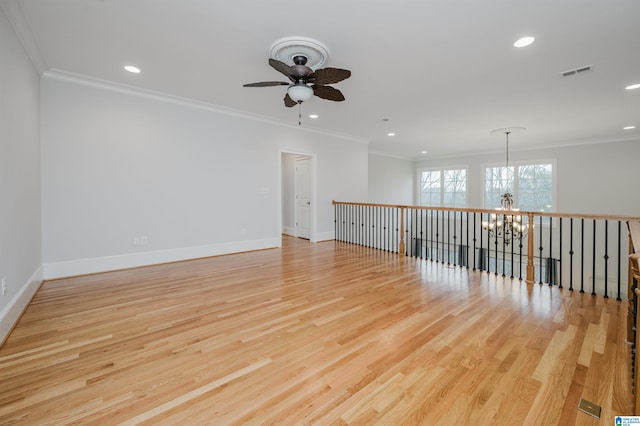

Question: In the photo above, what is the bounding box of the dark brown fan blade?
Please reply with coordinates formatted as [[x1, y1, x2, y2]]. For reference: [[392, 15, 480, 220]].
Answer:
[[312, 85, 345, 102], [269, 59, 296, 82], [284, 93, 296, 108], [309, 68, 351, 85], [243, 81, 290, 87]]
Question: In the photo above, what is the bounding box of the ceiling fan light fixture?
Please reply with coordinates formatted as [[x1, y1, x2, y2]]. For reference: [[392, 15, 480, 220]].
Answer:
[[287, 85, 313, 103]]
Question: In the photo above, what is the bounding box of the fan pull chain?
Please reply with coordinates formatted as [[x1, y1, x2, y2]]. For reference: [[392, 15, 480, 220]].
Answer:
[[298, 102, 302, 126]]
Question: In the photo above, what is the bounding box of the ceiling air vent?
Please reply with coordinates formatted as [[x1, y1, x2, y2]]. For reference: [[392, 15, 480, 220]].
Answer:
[[561, 65, 593, 77]]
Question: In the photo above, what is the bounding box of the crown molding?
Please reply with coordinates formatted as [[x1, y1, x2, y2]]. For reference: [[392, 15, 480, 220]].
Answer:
[[42, 69, 369, 145], [413, 134, 640, 161], [0, 0, 46, 73], [368, 150, 414, 161]]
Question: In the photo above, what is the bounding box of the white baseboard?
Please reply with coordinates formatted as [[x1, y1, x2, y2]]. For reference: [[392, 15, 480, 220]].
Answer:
[[316, 231, 335, 242], [0, 265, 44, 346], [282, 226, 295, 237], [44, 238, 280, 280]]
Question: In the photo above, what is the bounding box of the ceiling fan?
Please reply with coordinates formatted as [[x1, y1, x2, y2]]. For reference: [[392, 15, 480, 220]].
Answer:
[[243, 55, 351, 107]]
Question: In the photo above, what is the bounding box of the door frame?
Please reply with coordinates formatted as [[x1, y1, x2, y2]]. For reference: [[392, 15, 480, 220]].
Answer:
[[277, 150, 317, 245]]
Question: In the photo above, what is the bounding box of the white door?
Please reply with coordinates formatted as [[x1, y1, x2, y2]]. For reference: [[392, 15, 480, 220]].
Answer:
[[295, 157, 311, 239]]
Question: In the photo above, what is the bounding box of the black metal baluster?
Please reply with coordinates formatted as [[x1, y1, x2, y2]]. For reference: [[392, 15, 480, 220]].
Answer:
[[333, 204, 338, 240], [518, 236, 524, 280], [479, 212, 484, 272], [559, 218, 563, 289], [436, 210, 440, 262], [580, 219, 585, 293], [592, 219, 597, 296], [340, 203, 344, 242], [420, 209, 424, 259], [443, 209, 447, 263], [334, 204, 339, 241], [430, 209, 434, 261], [618, 221, 622, 301], [357, 205, 361, 246], [569, 218, 574, 291], [346, 204, 350, 243], [510, 216, 515, 278], [370, 205, 373, 248], [421, 209, 425, 258], [418, 208, 422, 258], [604, 220, 609, 298], [390, 207, 394, 252], [353, 204, 357, 244], [396, 207, 399, 252], [411, 208, 415, 258], [538, 215, 543, 284], [549, 216, 553, 286], [466, 212, 470, 268], [500, 213, 505, 276], [386, 207, 390, 251], [441, 210, 446, 263], [374, 206, 378, 249], [336, 204, 340, 242], [376, 206, 380, 250], [473, 212, 477, 270], [382, 207, 386, 251], [447, 211, 451, 265]]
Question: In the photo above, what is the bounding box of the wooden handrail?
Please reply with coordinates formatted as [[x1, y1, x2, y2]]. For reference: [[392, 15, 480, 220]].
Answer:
[[332, 201, 640, 222]]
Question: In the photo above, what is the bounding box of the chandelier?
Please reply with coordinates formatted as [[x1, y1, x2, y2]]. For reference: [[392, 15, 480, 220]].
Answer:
[[482, 129, 529, 245]]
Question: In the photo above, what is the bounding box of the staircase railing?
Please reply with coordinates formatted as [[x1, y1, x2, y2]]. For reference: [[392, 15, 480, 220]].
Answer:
[[334, 201, 640, 404]]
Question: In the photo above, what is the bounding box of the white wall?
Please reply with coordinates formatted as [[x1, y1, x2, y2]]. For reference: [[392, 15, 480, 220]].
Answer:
[[415, 140, 640, 216], [0, 7, 42, 344], [368, 153, 414, 205], [41, 74, 368, 278]]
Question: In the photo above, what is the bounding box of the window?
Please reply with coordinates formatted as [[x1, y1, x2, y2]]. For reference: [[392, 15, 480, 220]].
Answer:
[[484, 161, 554, 212], [418, 168, 467, 207]]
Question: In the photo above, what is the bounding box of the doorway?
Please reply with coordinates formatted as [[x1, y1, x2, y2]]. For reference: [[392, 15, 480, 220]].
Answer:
[[280, 152, 314, 242], [295, 156, 311, 239]]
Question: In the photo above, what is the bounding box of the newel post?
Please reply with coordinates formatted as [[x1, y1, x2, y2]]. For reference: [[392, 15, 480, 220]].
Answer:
[[629, 237, 636, 344], [526, 212, 535, 284], [399, 207, 405, 255]]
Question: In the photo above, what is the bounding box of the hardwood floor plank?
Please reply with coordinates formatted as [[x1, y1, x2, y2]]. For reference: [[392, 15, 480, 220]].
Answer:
[[0, 237, 633, 424]]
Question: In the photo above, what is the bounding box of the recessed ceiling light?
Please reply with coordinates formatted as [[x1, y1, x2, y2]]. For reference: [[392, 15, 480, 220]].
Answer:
[[624, 126, 636, 130], [309, 114, 319, 119], [387, 132, 396, 137], [626, 83, 640, 90], [124, 65, 141, 74], [514, 36, 535, 48], [421, 150, 428, 154]]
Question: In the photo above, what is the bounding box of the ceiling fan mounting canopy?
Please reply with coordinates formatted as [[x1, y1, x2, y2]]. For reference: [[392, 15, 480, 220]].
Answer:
[[269, 36, 329, 70]]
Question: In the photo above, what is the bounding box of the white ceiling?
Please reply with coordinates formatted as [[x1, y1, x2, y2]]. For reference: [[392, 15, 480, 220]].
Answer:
[[4, 0, 640, 158]]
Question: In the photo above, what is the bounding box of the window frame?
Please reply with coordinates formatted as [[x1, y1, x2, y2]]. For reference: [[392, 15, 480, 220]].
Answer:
[[416, 166, 469, 208], [481, 158, 557, 213]]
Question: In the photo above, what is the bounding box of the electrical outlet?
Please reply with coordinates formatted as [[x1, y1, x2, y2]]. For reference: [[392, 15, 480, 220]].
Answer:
[[1, 277, 6, 296], [133, 236, 149, 246]]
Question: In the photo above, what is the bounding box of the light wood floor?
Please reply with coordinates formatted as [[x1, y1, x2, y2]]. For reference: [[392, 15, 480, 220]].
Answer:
[[0, 237, 633, 425]]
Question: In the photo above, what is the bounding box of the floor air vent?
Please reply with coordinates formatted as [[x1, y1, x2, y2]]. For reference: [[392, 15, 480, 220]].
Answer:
[[578, 398, 601, 419]]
